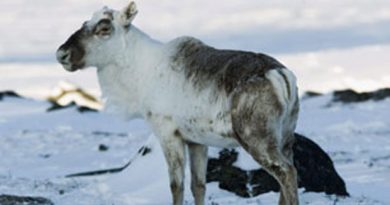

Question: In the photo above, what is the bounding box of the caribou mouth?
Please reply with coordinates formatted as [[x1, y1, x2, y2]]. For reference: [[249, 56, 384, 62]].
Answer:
[[60, 63, 76, 72], [61, 62, 85, 72]]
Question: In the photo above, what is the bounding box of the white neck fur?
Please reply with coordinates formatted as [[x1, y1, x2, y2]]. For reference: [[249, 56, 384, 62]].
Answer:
[[96, 26, 166, 119]]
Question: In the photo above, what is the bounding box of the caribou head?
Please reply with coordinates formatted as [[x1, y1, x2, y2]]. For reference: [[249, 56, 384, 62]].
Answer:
[[56, 2, 138, 72]]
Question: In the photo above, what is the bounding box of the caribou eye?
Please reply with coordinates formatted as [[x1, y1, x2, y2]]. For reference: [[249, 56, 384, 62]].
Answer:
[[94, 19, 113, 37], [100, 27, 110, 33]]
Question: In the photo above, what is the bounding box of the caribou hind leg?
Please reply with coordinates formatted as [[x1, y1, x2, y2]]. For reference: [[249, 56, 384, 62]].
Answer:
[[188, 142, 208, 205], [279, 99, 300, 205], [234, 125, 299, 205], [231, 79, 299, 205]]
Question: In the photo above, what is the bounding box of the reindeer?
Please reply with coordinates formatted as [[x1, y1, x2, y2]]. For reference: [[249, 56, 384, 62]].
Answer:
[[56, 2, 299, 205]]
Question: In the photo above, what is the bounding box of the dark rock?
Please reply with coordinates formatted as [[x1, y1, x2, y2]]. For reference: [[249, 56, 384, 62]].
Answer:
[[46, 101, 98, 113], [39, 154, 51, 159], [371, 88, 390, 101], [333, 89, 370, 103], [92, 131, 128, 137], [92, 131, 112, 137], [138, 146, 152, 156], [0, 194, 54, 205], [46, 102, 77, 112], [302, 91, 322, 100], [207, 149, 251, 197], [218, 166, 250, 197], [77, 105, 98, 113], [98, 144, 109, 151], [0, 90, 21, 101], [293, 133, 348, 196], [206, 133, 349, 197], [333, 88, 390, 103], [249, 169, 279, 195]]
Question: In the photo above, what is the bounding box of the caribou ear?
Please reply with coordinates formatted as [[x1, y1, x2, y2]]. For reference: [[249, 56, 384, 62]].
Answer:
[[120, 1, 138, 27]]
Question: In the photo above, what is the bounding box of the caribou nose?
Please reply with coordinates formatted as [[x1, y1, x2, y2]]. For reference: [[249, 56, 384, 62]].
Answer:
[[56, 49, 71, 64]]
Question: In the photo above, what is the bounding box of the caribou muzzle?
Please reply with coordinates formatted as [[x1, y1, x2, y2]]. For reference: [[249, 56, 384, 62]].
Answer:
[[56, 29, 86, 72]]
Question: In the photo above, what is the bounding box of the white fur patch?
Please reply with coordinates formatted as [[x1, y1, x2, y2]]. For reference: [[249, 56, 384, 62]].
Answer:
[[265, 68, 298, 110], [280, 68, 298, 102], [266, 69, 288, 106]]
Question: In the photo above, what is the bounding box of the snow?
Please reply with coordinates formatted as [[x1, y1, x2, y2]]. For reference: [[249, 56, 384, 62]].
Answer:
[[1, 0, 390, 204], [0, 94, 390, 204]]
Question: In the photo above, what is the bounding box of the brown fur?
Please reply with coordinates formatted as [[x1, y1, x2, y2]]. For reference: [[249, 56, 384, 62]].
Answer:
[[172, 38, 285, 94], [230, 78, 299, 205]]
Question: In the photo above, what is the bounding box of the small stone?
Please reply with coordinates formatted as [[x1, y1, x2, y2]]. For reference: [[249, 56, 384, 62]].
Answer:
[[39, 154, 51, 159], [98, 144, 109, 151]]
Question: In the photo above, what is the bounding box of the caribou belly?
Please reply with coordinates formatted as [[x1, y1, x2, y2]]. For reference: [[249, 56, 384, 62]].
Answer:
[[177, 118, 239, 148]]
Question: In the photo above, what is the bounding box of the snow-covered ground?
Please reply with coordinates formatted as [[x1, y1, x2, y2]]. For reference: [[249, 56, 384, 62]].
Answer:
[[1, 0, 390, 204], [0, 93, 389, 205]]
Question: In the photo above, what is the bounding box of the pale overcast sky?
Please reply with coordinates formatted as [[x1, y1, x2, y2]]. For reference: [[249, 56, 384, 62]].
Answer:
[[0, 0, 390, 61], [0, 0, 389, 96]]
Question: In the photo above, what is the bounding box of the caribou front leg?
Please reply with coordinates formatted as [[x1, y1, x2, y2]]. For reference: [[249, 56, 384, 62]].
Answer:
[[158, 130, 186, 205], [188, 142, 208, 205], [148, 114, 187, 205]]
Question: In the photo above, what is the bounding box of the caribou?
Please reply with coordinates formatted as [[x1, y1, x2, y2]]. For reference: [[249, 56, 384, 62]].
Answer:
[[56, 2, 300, 205]]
